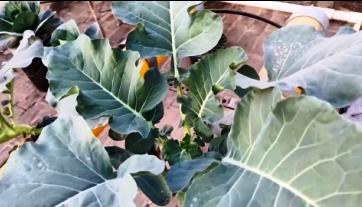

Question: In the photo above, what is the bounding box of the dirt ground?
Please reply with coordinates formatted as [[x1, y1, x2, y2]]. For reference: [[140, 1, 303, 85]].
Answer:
[[0, 1, 353, 206]]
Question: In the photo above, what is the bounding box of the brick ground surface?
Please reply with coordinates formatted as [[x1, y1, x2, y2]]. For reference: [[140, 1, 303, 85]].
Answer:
[[205, 1, 345, 70]]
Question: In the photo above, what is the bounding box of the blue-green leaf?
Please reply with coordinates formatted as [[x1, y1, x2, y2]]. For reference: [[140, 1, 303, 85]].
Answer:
[[0, 115, 131, 206], [50, 20, 80, 46], [112, 1, 223, 74], [237, 25, 362, 107], [182, 47, 247, 136], [166, 158, 216, 192], [184, 89, 362, 207], [0, 114, 170, 206], [47, 34, 168, 137], [118, 154, 164, 177]]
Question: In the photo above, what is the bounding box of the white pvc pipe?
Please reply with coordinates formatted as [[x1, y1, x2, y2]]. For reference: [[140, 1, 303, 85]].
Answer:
[[223, 1, 362, 30]]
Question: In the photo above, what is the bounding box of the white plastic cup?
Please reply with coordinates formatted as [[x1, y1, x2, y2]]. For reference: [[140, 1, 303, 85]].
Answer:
[[287, 7, 330, 32]]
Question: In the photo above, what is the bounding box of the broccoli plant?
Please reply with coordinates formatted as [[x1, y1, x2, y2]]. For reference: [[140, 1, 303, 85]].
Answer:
[[1, 1, 362, 207], [0, 1, 66, 50], [0, 1, 62, 72]]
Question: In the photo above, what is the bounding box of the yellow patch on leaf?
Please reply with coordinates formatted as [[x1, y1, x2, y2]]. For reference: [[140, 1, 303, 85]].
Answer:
[[139, 56, 168, 78], [139, 59, 150, 78], [155, 55, 168, 67]]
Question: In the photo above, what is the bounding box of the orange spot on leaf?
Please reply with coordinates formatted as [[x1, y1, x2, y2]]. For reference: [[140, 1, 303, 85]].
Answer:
[[156, 55, 168, 67], [92, 124, 108, 138], [139, 59, 150, 78]]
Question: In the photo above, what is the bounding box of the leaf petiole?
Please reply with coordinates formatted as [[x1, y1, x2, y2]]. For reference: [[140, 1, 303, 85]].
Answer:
[[6, 79, 15, 125], [0, 113, 40, 143]]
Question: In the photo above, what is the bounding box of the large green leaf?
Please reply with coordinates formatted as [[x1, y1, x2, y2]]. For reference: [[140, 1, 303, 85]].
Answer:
[[112, 1, 223, 75], [184, 89, 362, 207], [182, 47, 247, 136], [47, 34, 168, 137], [0, 115, 167, 206], [237, 25, 362, 107]]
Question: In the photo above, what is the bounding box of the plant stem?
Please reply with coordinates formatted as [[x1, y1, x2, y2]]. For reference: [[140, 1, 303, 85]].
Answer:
[[169, 3, 190, 136], [172, 58, 191, 136], [0, 78, 40, 143], [0, 112, 40, 143], [14, 124, 40, 136], [0, 112, 17, 143], [0, 112, 12, 129], [7, 79, 15, 125], [176, 85, 191, 135]]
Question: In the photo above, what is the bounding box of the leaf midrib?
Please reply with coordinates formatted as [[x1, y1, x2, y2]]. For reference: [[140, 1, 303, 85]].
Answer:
[[223, 157, 318, 207], [55, 178, 120, 206], [61, 53, 144, 120], [169, 2, 179, 76], [52, 127, 120, 206], [196, 69, 229, 118]]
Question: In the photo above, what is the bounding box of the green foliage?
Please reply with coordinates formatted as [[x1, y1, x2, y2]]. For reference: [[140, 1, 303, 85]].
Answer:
[[49, 20, 80, 46], [184, 89, 362, 206], [181, 47, 247, 137], [165, 157, 216, 192], [112, 1, 223, 78], [1, 1, 39, 32], [1, 1, 362, 206], [46, 34, 168, 137], [237, 25, 362, 108], [162, 135, 202, 166], [0, 1, 62, 49], [0, 115, 170, 206]]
